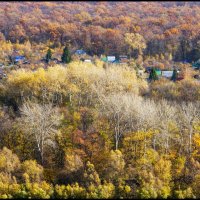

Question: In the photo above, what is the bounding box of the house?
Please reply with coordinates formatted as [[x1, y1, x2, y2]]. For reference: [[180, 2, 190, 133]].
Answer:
[[107, 56, 116, 63], [84, 59, 92, 63], [101, 57, 107, 62], [101, 56, 117, 63], [161, 70, 174, 78], [138, 69, 144, 76], [155, 69, 162, 76], [74, 49, 87, 55], [119, 55, 128, 63], [13, 56, 26, 63], [9, 54, 26, 64]]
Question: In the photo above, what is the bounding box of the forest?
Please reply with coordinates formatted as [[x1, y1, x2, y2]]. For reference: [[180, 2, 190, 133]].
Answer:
[[0, 1, 200, 199], [1, 1, 200, 61]]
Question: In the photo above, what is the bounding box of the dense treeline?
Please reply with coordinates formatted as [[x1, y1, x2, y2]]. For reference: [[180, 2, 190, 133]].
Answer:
[[0, 61, 200, 198], [1, 2, 200, 61]]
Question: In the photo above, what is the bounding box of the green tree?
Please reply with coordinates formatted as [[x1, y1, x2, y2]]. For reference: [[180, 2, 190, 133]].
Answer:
[[149, 68, 158, 81], [171, 69, 178, 82], [45, 48, 52, 63], [61, 46, 71, 63]]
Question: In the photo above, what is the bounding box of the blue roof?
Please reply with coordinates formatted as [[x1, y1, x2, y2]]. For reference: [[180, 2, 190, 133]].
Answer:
[[75, 50, 86, 55], [14, 56, 25, 59], [14, 56, 25, 62]]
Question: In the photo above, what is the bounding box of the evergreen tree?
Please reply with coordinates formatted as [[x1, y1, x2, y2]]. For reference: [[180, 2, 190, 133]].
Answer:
[[61, 46, 71, 63], [171, 69, 178, 82], [149, 68, 158, 81], [45, 48, 52, 63]]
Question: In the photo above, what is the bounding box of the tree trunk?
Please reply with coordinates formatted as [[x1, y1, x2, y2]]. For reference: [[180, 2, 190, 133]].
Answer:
[[189, 126, 193, 154]]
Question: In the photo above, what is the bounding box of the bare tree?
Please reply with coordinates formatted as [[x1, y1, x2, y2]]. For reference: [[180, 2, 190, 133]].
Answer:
[[130, 98, 158, 153], [156, 100, 177, 153], [176, 102, 200, 155], [97, 92, 140, 150], [19, 101, 61, 165], [97, 92, 158, 151]]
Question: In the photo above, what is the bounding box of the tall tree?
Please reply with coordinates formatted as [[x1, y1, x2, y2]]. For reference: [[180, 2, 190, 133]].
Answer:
[[61, 46, 71, 63], [45, 48, 52, 63], [171, 69, 178, 82], [149, 68, 158, 81], [19, 101, 61, 165]]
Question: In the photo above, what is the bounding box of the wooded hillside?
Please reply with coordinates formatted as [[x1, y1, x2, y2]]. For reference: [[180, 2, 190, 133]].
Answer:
[[1, 2, 200, 61]]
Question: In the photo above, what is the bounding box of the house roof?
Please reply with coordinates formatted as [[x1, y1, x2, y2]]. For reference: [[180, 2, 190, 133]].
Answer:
[[101, 57, 107, 62], [75, 49, 86, 55], [13, 56, 25, 61], [119, 55, 128, 58]]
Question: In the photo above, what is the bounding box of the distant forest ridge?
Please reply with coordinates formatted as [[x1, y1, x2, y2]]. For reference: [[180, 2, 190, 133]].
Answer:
[[0, 1, 200, 61]]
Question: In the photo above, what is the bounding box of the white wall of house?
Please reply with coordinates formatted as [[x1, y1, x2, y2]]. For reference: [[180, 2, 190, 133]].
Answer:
[[162, 71, 173, 78], [107, 56, 115, 62]]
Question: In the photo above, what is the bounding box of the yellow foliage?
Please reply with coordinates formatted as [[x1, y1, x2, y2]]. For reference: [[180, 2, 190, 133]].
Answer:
[[21, 160, 43, 183], [5, 62, 146, 106]]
